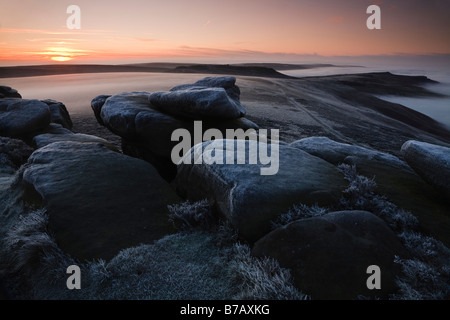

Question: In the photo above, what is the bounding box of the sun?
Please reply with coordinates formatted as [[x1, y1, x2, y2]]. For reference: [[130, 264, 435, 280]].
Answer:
[[51, 56, 73, 62], [44, 47, 87, 62]]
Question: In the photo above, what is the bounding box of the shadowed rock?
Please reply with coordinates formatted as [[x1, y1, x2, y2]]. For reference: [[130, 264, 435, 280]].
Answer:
[[0, 99, 51, 138], [252, 210, 408, 300], [291, 136, 450, 246], [23, 141, 181, 261], [91, 94, 111, 126], [0, 86, 21, 99], [41, 99, 73, 130], [0, 136, 34, 168], [0, 136, 34, 186]]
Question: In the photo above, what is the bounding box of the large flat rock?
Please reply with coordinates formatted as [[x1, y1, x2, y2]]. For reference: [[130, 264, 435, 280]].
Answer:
[[98, 92, 152, 139], [174, 139, 347, 242], [290, 136, 408, 168], [150, 88, 245, 119], [23, 141, 181, 261], [170, 76, 241, 101], [150, 76, 246, 119]]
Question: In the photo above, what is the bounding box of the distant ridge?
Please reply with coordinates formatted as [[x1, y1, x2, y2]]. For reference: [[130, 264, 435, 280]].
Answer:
[[0, 64, 169, 78], [234, 63, 337, 70], [174, 64, 295, 78], [0, 62, 335, 79]]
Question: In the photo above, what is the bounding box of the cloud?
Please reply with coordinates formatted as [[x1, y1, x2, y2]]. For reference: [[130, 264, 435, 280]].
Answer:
[[0, 28, 111, 36], [25, 38, 87, 44], [174, 45, 322, 60], [1, 28, 86, 35], [176, 45, 253, 57], [19, 47, 96, 61]]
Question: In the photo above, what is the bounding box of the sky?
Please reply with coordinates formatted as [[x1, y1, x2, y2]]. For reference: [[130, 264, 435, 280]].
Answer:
[[0, 0, 449, 65]]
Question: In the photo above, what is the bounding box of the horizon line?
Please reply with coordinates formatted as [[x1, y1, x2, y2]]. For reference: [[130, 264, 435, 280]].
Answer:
[[2, 52, 450, 68]]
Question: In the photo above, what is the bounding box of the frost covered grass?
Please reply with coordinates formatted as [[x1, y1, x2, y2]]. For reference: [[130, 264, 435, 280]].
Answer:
[[1, 210, 76, 299], [337, 164, 419, 232], [338, 164, 449, 299], [271, 163, 450, 300], [229, 243, 307, 300], [168, 199, 215, 232], [392, 231, 450, 300], [392, 256, 449, 300], [4, 209, 65, 275], [1, 206, 305, 300]]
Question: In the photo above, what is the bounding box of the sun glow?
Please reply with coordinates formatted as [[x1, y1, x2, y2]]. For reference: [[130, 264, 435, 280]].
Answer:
[[1, 1, 450, 65], [36, 46, 91, 62], [51, 56, 73, 62]]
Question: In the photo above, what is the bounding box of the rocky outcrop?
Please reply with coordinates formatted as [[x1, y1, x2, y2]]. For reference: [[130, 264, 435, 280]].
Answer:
[[0, 86, 21, 99], [401, 140, 450, 197], [23, 141, 181, 261], [290, 136, 408, 168], [174, 139, 347, 242], [150, 76, 245, 119], [0, 99, 51, 138], [291, 137, 450, 246], [170, 76, 241, 101], [252, 210, 408, 300], [1, 76, 449, 301], [0, 88, 74, 142], [149, 88, 245, 119], [91, 94, 111, 126], [92, 77, 259, 180], [95, 91, 257, 146], [41, 99, 73, 130]]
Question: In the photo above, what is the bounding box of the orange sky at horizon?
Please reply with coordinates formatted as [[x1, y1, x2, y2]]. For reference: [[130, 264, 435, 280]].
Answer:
[[1, 0, 449, 65]]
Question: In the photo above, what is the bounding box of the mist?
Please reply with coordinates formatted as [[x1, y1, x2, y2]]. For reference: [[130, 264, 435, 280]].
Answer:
[[3, 54, 449, 127], [281, 54, 450, 128]]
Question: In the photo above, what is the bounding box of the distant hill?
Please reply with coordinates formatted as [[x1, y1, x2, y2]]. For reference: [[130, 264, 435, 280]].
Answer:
[[0, 64, 169, 78], [0, 62, 332, 79], [173, 64, 295, 78], [234, 63, 337, 70]]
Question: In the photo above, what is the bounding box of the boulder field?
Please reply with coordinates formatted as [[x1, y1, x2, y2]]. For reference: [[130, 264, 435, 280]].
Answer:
[[1, 76, 449, 299]]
